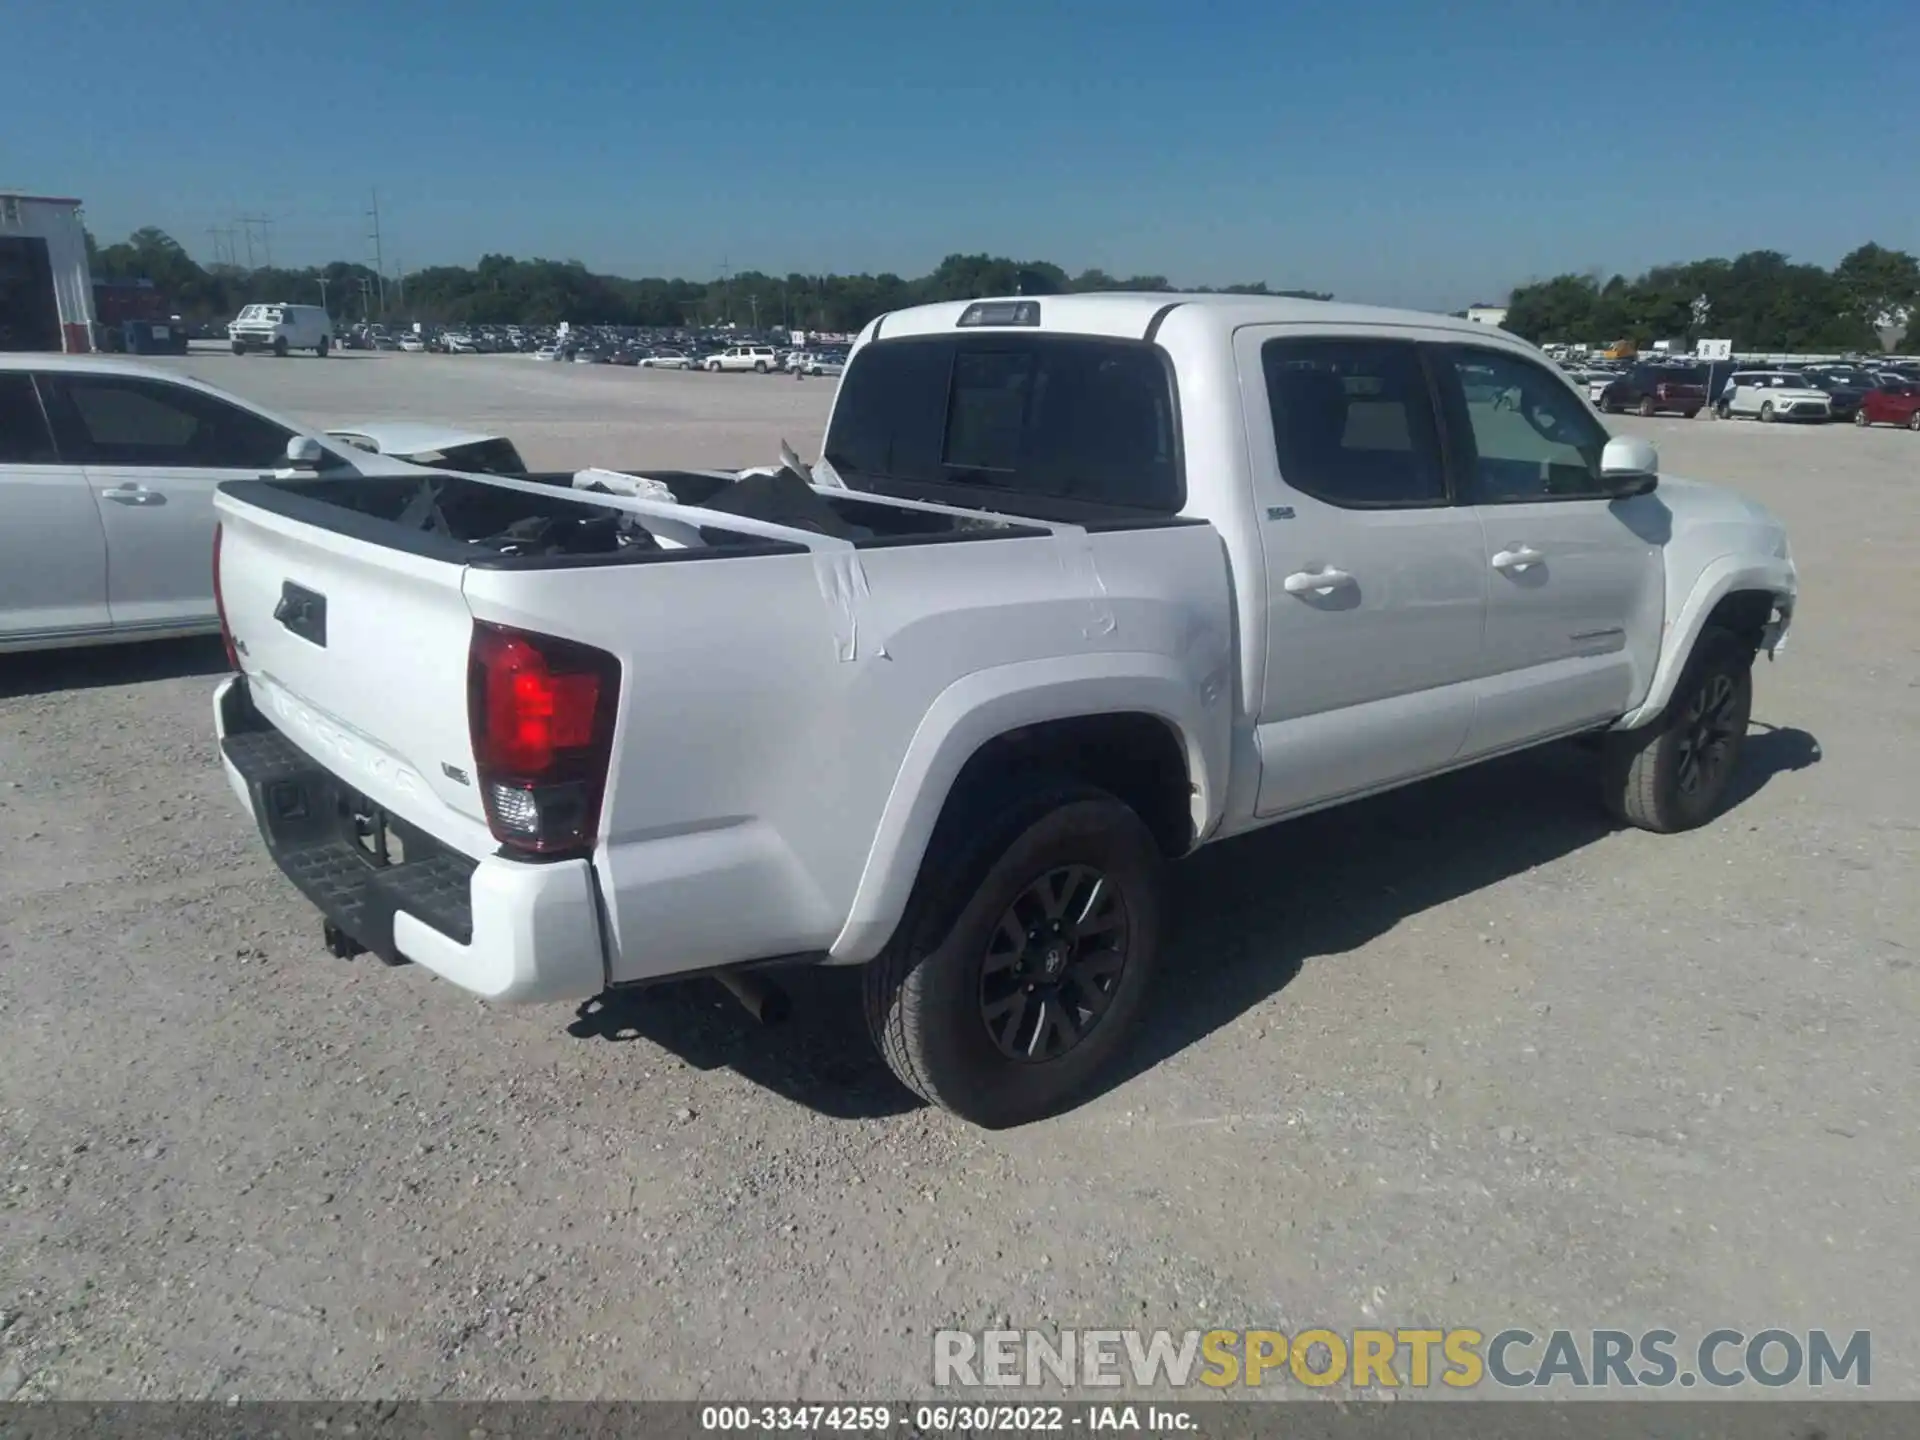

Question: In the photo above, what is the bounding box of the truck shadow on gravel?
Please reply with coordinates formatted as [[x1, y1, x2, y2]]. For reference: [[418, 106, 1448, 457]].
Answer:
[[545, 723, 1817, 1122], [564, 967, 917, 1120], [0, 636, 231, 700], [1096, 721, 1822, 1101]]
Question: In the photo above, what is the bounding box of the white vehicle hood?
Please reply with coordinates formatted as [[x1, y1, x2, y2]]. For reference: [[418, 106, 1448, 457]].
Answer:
[[325, 421, 505, 460], [1656, 474, 1791, 557]]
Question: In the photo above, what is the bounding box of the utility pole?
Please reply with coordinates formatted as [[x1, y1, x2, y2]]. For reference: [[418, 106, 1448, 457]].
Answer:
[[206, 227, 225, 267], [367, 190, 386, 318], [316, 277, 330, 314], [749, 293, 759, 332], [359, 276, 374, 323], [237, 215, 273, 270]]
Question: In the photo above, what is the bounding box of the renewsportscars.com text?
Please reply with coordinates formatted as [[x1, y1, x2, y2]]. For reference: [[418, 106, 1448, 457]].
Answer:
[[933, 1327, 1871, 1390]]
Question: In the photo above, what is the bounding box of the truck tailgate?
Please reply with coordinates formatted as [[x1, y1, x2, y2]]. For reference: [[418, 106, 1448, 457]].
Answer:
[[215, 493, 490, 848]]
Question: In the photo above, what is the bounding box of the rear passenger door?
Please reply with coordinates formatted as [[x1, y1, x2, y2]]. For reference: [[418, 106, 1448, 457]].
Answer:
[[1236, 330, 1489, 817], [37, 373, 294, 632], [1428, 344, 1664, 757], [0, 372, 111, 643]]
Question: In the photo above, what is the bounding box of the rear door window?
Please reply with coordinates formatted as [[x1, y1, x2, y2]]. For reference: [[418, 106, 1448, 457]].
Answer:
[[0, 373, 59, 464], [1260, 337, 1448, 507], [825, 334, 1183, 513]]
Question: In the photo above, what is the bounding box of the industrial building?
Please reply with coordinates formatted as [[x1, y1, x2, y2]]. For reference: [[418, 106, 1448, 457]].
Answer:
[[0, 191, 96, 352]]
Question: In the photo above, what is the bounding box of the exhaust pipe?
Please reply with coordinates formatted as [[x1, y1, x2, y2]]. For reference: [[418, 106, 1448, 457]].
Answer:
[[715, 966, 791, 1026]]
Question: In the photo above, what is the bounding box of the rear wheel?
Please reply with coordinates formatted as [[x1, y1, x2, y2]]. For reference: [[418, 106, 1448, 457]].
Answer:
[[272, 336, 289, 358], [864, 781, 1164, 1128], [1601, 626, 1754, 833], [315, 336, 330, 358], [754, 360, 768, 373], [1853, 409, 1869, 427], [1908, 411, 1920, 432], [1637, 395, 1656, 417], [1715, 400, 1731, 420]]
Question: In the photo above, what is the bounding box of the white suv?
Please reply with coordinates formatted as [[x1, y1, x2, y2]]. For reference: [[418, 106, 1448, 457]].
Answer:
[[1718, 371, 1832, 423], [229, 303, 332, 358], [704, 344, 778, 373]]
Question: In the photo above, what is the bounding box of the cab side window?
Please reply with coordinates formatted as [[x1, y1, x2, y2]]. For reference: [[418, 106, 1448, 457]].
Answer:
[[40, 375, 293, 469], [1260, 338, 1448, 507], [1435, 346, 1609, 503]]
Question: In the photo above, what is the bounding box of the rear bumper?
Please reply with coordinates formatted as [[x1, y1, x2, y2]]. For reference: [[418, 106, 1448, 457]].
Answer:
[[214, 675, 607, 1003]]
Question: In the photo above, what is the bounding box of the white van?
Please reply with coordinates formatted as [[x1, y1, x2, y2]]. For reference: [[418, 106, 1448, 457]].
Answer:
[[229, 303, 332, 357]]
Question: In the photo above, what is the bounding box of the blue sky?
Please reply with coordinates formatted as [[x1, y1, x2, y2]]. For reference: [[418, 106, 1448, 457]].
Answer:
[[4, 0, 1912, 308]]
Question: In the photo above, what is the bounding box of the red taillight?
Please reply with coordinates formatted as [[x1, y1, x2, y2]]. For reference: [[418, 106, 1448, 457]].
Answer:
[[211, 523, 238, 669], [468, 621, 620, 855]]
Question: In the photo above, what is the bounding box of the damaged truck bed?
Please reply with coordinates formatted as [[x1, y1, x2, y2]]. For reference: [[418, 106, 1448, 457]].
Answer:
[[210, 450, 1233, 1017]]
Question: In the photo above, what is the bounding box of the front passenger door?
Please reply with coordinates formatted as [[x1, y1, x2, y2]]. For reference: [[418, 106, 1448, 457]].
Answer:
[[38, 373, 294, 632], [1431, 345, 1665, 758]]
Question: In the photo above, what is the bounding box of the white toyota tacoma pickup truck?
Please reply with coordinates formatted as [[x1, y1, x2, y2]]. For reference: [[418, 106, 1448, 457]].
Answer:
[[210, 294, 1796, 1127]]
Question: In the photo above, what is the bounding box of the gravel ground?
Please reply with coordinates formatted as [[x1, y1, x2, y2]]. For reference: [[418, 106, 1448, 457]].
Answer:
[[0, 354, 1914, 1401]]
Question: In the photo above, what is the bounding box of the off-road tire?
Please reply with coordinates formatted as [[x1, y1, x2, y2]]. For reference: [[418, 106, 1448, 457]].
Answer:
[[1601, 626, 1754, 833], [863, 779, 1164, 1128]]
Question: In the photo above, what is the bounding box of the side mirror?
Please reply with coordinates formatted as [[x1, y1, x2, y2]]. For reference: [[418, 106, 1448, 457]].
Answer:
[[284, 435, 326, 471], [1599, 435, 1659, 496]]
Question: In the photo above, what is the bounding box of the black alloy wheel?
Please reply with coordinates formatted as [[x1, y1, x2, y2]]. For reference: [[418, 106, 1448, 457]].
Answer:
[[1673, 670, 1742, 803], [978, 864, 1129, 1062]]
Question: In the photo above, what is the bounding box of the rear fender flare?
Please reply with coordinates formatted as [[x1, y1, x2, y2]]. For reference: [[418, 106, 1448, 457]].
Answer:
[[826, 652, 1230, 965]]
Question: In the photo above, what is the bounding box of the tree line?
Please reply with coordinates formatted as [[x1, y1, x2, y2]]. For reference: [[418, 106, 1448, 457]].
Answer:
[[90, 224, 1920, 351], [85, 227, 1331, 331], [1501, 243, 1919, 353]]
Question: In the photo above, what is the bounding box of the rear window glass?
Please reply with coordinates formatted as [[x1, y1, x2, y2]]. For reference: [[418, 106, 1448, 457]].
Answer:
[[824, 335, 1183, 513]]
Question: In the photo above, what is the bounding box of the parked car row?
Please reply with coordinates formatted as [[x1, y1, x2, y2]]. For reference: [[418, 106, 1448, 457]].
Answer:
[[1562, 355, 1920, 429]]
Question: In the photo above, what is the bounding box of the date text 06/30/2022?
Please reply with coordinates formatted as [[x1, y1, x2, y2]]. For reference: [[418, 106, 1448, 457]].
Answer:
[[699, 1404, 1197, 1432]]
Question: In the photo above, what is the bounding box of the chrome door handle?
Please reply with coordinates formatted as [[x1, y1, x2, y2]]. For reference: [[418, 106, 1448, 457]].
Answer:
[[102, 485, 163, 505], [1283, 566, 1355, 596], [1491, 545, 1542, 572]]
